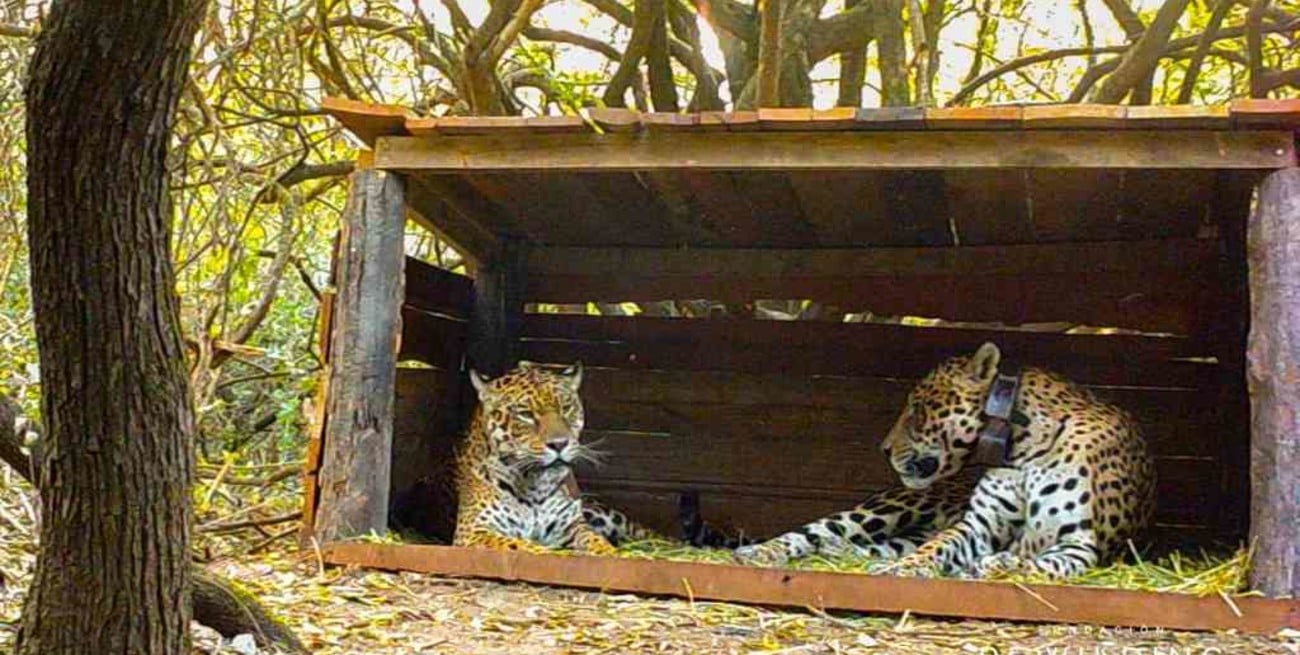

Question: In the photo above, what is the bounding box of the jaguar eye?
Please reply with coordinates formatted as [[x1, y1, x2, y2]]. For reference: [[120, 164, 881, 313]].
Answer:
[[514, 408, 537, 424]]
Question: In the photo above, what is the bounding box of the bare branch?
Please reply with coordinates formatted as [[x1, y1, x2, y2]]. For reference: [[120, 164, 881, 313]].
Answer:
[[1177, 0, 1235, 103], [809, 1, 875, 62], [1247, 0, 1272, 98], [581, 0, 634, 26], [0, 23, 36, 38], [693, 0, 759, 44], [1101, 0, 1147, 40], [1092, 0, 1191, 103], [604, 0, 663, 107], [523, 26, 622, 60]]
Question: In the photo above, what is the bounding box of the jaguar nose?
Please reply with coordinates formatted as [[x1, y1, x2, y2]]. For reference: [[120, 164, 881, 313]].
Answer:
[[909, 456, 940, 478], [545, 438, 568, 454]]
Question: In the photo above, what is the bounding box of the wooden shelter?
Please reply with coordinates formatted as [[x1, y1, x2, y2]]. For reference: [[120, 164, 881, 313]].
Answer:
[[303, 97, 1300, 633]]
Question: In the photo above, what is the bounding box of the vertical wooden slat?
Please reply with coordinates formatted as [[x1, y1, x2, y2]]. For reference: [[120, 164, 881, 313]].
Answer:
[[466, 238, 527, 376], [315, 170, 407, 542], [1247, 167, 1300, 598]]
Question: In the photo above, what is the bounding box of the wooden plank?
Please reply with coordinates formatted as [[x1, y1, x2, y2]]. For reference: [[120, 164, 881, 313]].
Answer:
[[430, 115, 589, 135], [757, 108, 860, 131], [1116, 170, 1216, 240], [404, 117, 439, 138], [389, 367, 461, 541], [403, 176, 503, 263], [1025, 169, 1122, 241], [882, 170, 953, 246], [525, 240, 1216, 278], [1230, 98, 1300, 128], [943, 170, 1031, 244], [585, 482, 1238, 548], [321, 96, 410, 146], [518, 315, 1218, 387], [525, 271, 1207, 333], [924, 106, 1022, 129], [1123, 105, 1230, 129], [641, 112, 700, 131], [375, 130, 1298, 172], [316, 170, 406, 541], [853, 106, 925, 129], [321, 543, 1300, 633], [785, 171, 891, 245], [402, 257, 473, 319], [398, 307, 467, 369], [1022, 104, 1128, 129], [588, 107, 641, 133], [1246, 167, 1300, 598]]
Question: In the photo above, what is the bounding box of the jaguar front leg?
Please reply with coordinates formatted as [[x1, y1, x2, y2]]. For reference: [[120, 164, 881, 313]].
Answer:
[[455, 529, 548, 553], [568, 520, 619, 556], [892, 468, 1025, 578]]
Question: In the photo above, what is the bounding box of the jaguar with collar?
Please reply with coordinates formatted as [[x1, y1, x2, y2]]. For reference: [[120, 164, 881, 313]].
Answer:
[[734, 342, 1155, 579]]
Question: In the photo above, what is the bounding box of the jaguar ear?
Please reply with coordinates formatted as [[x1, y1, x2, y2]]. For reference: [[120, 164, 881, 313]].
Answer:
[[559, 361, 583, 389], [469, 369, 492, 399], [966, 342, 1001, 384]]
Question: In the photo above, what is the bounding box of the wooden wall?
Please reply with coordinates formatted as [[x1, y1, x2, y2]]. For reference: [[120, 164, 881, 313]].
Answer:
[[388, 258, 471, 540], [388, 195, 1251, 549]]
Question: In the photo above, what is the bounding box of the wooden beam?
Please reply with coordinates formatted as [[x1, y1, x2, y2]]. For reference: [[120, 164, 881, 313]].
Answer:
[[373, 130, 1296, 172], [314, 171, 406, 542], [402, 176, 502, 266], [525, 240, 1215, 277], [1247, 167, 1300, 598], [403, 257, 474, 319], [320, 543, 1299, 634]]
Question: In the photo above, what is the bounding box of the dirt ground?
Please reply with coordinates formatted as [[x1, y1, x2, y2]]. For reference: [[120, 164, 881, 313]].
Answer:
[[193, 552, 1298, 655]]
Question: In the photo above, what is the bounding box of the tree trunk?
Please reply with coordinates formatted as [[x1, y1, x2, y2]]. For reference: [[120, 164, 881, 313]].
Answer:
[[0, 392, 307, 654], [1247, 167, 1300, 598], [19, 0, 207, 652]]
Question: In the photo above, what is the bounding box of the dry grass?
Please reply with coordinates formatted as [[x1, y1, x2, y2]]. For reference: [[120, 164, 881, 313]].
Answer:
[[616, 538, 1257, 597]]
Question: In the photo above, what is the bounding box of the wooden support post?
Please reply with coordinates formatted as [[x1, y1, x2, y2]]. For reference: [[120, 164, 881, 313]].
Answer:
[[466, 239, 526, 377], [315, 170, 406, 542], [1247, 167, 1300, 598]]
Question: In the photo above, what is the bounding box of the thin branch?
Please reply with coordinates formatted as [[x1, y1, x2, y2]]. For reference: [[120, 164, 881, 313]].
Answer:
[[949, 19, 1297, 106], [523, 26, 622, 60], [1247, 0, 1272, 98], [1177, 0, 1235, 103], [0, 23, 36, 38], [604, 0, 662, 107], [1101, 0, 1147, 40], [199, 510, 303, 534]]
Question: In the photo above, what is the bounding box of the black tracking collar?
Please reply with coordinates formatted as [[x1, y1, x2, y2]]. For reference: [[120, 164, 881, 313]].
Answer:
[[971, 367, 1022, 468]]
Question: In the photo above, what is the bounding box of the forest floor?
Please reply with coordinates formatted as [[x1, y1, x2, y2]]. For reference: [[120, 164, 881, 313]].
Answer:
[[1, 472, 1298, 654]]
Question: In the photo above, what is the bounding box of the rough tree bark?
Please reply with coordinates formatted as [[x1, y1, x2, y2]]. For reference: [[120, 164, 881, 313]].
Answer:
[[19, 0, 209, 652], [1247, 168, 1300, 598], [0, 392, 306, 653]]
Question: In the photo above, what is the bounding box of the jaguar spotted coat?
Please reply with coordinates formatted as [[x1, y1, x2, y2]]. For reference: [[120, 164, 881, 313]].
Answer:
[[452, 361, 665, 554], [735, 342, 1156, 579]]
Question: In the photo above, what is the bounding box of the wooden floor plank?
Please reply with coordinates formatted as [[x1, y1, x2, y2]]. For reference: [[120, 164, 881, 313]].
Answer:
[[321, 543, 1299, 634]]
